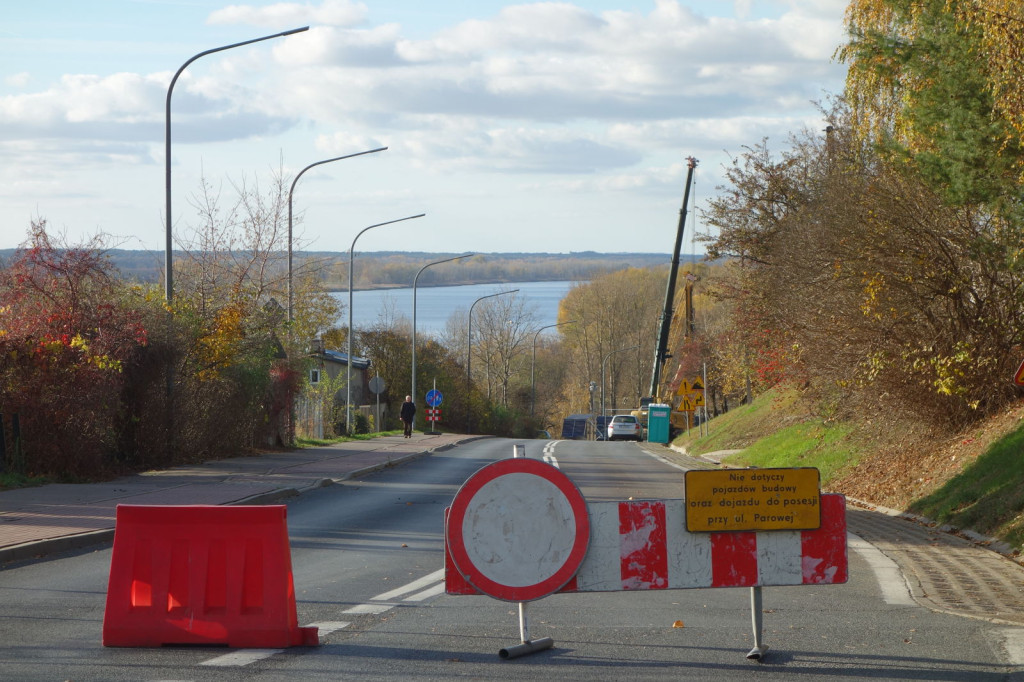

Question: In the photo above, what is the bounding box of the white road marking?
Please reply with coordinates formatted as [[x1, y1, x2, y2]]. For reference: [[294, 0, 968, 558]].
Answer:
[[542, 442, 560, 468], [201, 650, 283, 667], [307, 621, 351, 637], [372, 568, 445, 601], [994, 627, 1024, 666], [847, 532, 917, 606], [197, 571, 446, 668], [403, 582, 446, 601]]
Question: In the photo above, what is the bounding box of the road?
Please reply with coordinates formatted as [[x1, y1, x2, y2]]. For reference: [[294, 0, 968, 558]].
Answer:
[[1, 437, 1023, 680]]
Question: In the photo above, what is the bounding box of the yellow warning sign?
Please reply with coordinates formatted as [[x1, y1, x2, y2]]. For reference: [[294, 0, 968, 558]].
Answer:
[[692, 377, 705, 391], [684, 468, 821, 532], [675, 380, 691, 396], [692, 392, 705, 407]]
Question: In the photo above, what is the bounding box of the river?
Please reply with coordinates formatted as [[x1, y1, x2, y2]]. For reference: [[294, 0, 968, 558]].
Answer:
[[332, 280, 576, 336]]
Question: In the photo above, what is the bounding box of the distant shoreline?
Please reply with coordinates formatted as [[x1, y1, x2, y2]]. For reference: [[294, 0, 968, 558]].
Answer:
[[332, 278, 578, 294]]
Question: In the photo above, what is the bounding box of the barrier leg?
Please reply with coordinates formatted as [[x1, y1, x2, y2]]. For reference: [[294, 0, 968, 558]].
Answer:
[[498, 602, 553, 659], [746, 586, 769, 661]]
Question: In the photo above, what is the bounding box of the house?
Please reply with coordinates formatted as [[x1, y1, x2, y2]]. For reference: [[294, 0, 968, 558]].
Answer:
[[310, 348, 371, 407], [297, 346, 373, 439]]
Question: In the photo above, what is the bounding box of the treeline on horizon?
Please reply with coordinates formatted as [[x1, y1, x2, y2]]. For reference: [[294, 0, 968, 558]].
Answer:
[[0, 249, 683, 289]]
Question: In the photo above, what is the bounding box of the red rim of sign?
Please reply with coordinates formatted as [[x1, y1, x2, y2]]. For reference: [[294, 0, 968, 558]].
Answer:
[[446, 458, 590, 602]]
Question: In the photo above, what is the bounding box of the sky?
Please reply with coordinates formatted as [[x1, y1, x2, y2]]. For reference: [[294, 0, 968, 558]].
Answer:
[[0, 0, 849, 257]]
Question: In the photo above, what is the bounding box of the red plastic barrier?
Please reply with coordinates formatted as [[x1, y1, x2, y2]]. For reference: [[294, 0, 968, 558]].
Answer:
[[102, 505, 318, 648]]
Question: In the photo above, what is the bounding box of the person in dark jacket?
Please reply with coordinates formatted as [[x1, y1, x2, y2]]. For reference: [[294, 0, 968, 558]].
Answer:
[[400, 395, 416, 438]]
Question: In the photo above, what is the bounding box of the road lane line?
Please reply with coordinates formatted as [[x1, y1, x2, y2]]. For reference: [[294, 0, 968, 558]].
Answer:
[[372, 568, 445, 601], [403, 582, 446, 601], [847, 532, 917, 606], [201, 649, 282, 667], [542, 442, 559, 468]]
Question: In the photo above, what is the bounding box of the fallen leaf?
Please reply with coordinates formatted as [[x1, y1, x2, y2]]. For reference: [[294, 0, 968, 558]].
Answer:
[[672, 620, 685, 628]]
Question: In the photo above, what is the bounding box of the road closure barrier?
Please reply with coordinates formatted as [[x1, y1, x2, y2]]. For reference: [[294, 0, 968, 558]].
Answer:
[[102, 505, 318, 648], [448, 493, 846, 594], [445, 456, 847, 661]]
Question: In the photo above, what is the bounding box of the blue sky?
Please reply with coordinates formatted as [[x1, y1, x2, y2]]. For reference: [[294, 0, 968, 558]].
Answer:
[[0, 0, 849, 255]]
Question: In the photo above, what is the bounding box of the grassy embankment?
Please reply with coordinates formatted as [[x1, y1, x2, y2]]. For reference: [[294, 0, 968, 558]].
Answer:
[[674, 386, 1024, 551]]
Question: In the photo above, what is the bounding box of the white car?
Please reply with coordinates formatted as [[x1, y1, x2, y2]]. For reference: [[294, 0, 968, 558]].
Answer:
[[607, 414, 642, 441]]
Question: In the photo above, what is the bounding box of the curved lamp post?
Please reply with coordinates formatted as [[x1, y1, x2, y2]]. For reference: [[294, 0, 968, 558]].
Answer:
[[531, 320, 576, 418], [164, 26, 308, 304], [287, 147, 388, 324], [465, 289, 518, 434], [347, 213, 426, 434], [411, 253, 474, 431], [602, 344, 640, 427], [162, 27, 307, 458]]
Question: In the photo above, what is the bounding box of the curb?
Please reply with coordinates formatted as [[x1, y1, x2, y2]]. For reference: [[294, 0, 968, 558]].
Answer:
[[0, 528, 117, 567], [0, 435, 487, 567], [845, 496, 1024, 566]]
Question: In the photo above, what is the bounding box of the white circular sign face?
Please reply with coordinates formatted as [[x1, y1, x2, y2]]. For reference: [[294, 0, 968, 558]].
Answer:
[[446, 458, 590, 602], [461, 472, 576, 587]]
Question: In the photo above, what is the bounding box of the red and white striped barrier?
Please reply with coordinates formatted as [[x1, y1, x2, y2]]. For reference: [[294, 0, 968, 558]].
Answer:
[[569, 493, 846, 591], [446, 493, 846, 595]]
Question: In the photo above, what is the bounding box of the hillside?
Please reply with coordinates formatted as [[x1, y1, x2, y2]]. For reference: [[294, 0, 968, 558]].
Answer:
[[676, 386, 1024, 554], [0, 249, 688, 287]]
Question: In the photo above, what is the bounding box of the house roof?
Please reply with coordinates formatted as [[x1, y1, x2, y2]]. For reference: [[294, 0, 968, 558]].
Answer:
[[321, 349, 371, 370]]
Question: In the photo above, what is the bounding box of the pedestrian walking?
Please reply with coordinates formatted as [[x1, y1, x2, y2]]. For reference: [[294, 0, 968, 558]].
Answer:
[[400, 395, 416, 438]]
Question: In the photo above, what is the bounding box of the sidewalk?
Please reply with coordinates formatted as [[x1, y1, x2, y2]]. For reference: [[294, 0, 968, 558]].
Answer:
[[0, 432, 478, 566], [650, 441, 1024, 625]]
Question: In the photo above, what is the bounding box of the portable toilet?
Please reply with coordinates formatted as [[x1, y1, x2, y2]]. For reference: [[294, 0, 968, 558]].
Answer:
[[647, 403, 671, 443]]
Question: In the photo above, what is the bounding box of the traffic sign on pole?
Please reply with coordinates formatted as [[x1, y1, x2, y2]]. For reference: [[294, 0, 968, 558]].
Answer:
[[426, 389, 443, 407], [446, 458, 590, 602]]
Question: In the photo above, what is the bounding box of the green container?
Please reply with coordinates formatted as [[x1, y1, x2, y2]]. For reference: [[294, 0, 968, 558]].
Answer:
[[647, 403, 671, 443]]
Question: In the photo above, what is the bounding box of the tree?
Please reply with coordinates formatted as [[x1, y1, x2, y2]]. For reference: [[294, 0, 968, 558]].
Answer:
[[356, 306, 413, 429], [700, 100, 1024, 429], [839, 0, 1024, 209], [472, 292, 538, 408], [0, 222, 149, 476], [555, 269, 664, 418], [168, 165, 340, 451]]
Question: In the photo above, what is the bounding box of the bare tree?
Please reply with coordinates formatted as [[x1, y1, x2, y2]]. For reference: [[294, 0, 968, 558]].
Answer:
[[472, 292, 538, 407]]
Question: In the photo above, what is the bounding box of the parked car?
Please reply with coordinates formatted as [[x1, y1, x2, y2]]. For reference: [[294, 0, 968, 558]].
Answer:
[[607, 414, 642, 441]]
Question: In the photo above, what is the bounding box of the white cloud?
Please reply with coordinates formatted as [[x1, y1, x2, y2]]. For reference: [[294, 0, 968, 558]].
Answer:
[[273, 24, 404, 67], [0, 0, 850, 252], [207, 0, 368, 28], [0, 72, 165, 129], [5, 72, 30, 88]]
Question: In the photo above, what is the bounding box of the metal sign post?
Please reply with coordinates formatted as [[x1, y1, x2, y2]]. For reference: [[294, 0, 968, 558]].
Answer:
[[425, 383, 442, 434], [446, 457, 589, 659]]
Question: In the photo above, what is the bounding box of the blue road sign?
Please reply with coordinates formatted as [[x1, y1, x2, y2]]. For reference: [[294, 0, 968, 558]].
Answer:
[[426, 389, 443, 407]]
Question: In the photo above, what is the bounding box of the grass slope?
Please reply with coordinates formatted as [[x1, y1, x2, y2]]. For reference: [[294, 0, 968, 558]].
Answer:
[[678, 385, 1024, 551], [677, 386, 861, 485]]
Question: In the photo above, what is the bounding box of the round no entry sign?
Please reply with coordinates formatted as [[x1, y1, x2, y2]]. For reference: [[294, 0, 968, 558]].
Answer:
[[446, 457, 590, 602]]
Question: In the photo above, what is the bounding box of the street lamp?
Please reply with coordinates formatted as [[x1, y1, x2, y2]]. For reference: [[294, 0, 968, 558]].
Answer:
[[162, 26, 307, 459], [531, 320, 576, 417], [602, 344, 640, 427], [465, 289, 518, 434], [287, 147, 388, 324], [164, 26, 308, 304], [411, 253, 474, 431], [347, 213, 426, 434]]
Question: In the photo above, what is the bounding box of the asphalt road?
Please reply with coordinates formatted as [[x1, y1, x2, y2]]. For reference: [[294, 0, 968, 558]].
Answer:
[[1, 437, 1023, 680]]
